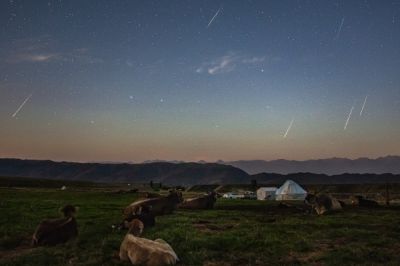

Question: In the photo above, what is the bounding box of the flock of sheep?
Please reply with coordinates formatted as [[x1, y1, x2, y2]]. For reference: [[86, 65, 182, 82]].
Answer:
[[304, 193, 379, 215], [31, 190, 217, 266], [30, 190, 378, 265]]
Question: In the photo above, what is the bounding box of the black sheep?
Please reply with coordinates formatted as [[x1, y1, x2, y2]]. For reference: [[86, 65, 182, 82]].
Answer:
[[32, 205, 78, 246]]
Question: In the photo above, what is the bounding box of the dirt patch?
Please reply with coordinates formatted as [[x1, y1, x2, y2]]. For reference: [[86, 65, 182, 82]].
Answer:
[[255, 217, 277, 223], [0, 237, 33, 260], [193, 220, 211, 225], [203, 261, 232, 266], [285, 238, 349, 265], [203, 256, 265, 266], [192, 220, 236, 233]]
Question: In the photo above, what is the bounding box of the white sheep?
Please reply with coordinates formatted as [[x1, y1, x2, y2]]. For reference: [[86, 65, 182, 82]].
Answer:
[[119, 219, 178, 266]]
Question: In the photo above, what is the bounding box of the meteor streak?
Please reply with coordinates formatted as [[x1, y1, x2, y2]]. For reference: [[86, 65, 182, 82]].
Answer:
[[207, 8, 222, 28], [335, 17, 345, 40], [360, 95, 368, 116], [283, 118, 294, 138], [12, 93, 33, 118], [344, 105, 354, 130]]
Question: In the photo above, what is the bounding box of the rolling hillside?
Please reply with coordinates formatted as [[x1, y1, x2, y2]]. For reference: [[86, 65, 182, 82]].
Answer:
[[0, 159, 249, 185]]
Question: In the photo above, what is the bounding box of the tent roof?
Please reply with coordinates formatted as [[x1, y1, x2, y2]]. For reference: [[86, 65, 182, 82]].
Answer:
[[275, 180, 306, 195]]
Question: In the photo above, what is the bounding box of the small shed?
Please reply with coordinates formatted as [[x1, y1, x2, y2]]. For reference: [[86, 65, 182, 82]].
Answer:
[[257, 187, 278, 200]]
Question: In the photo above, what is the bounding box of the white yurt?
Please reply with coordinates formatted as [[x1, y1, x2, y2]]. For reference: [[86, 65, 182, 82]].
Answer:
[[275, 180, 307, 201], [257, 187, 278, 200]]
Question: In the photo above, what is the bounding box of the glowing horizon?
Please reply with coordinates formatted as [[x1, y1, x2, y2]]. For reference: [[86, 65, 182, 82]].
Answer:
[[1, 1, 399, 162]]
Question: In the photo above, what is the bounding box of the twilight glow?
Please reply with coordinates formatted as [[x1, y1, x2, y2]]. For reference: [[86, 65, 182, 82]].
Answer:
[[1, 0, 399, 162]]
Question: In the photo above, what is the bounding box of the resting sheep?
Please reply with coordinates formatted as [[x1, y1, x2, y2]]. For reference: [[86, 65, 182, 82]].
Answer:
[[124, 191, 183, 218], [32, 205, 78, 246], [179, 191, 217, 210], [350, 195, 379, 207], [122, 205, 156, 229], [304, 194, 343, 215], [119, 219, 178, 266]]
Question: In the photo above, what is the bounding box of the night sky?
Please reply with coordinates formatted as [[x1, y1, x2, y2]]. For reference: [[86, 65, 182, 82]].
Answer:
[[1, 0, 399, 162]]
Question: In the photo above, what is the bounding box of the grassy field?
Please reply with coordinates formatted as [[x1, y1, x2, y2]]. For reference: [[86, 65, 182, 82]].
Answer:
[[1, 187, 400, 266]]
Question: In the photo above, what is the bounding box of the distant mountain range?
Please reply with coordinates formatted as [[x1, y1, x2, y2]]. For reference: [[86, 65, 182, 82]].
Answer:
[[138, 156, 400, 175], [1, 157, 400, 186], [251, 172, 400, 185], [223, 156, 400, 175]]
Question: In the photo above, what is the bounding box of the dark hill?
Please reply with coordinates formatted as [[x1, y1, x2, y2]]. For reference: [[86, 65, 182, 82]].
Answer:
[[0, 158, 249, 185]]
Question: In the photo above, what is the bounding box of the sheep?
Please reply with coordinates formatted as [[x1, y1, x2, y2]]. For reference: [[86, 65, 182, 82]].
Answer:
[[179, 191, 217, 210], [124, 191, 183, 218], [32, 205, 78, 246], [119, 219, 178, 266], [122, 205, 156, 230], [350, 195, 379, 207], [304, 194, 342, 215]]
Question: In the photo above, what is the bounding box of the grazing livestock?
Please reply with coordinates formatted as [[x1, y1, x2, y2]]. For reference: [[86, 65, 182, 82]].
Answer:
[[179, 191, 217, 210], [124, 191, 183, 218], [304, 194, 342, 215], [32, 205, 78, 246], [351, 195, 379, 207], [119, 219, 178, 266]]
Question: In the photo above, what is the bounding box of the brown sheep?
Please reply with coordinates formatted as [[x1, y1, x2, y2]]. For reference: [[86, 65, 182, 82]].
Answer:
[[179, 191, 217, 210], [119, 219, 178, 266], [32, 205, 78, 246], [350, 195, 379, 207], [304, 194, 342, 215], [124, 191, 183, 218], [122, 205, 156, 230]]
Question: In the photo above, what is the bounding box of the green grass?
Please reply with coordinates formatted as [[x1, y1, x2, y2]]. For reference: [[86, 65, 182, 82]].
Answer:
[[1, 187, 400, 265]]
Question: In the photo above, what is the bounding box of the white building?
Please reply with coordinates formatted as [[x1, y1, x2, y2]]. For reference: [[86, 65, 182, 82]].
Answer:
[[256, 187, 278, 200]]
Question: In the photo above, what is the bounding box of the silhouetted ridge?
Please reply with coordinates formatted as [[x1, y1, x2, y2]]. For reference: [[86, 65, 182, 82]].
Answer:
[[225, 156, 400, 175], [0, 159, 248, 185]]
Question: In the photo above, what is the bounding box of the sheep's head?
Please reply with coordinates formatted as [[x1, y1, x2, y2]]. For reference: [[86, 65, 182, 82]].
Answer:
[[126, 219, 144, 236], [60, 205, 77, 217], [168, 190, 184, 203], [304, 194, 317, 205], [350, 195, 363, 205]]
